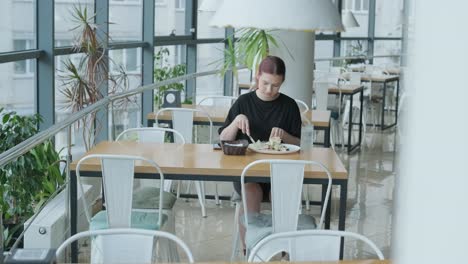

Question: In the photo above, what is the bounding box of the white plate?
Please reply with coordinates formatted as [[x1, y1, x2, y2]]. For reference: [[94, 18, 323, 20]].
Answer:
[[248, 144, 300, 155]]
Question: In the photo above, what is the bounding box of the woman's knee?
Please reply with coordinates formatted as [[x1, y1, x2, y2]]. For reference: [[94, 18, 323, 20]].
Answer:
[[244, 183, 262, 192]]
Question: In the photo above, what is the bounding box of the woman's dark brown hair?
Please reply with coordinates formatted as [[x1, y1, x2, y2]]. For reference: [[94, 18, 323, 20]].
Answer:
[[257, 56, 286, 81]]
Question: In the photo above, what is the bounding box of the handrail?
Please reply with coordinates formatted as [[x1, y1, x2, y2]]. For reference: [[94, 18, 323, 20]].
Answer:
[[0, 69, 220, 168], [315, 54, 401, 62], [0, 67, 224, 257]]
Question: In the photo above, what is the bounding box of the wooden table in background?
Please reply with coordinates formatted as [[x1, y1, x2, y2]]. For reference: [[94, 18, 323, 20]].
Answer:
[[69, 142, 348, 261], [328, 84, 364, 153], [360, 75, 400, 130], [147, 105, 332, 147]]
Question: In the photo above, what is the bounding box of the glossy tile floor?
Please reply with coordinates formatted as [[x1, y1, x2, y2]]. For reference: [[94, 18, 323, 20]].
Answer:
[[172, 127, 398, 261]]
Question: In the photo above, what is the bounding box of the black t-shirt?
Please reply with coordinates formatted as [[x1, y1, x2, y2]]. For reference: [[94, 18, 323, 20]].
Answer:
[[218, 91, 302, 142]]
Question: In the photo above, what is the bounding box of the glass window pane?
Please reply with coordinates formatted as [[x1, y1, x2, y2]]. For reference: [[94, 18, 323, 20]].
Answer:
[[373, 40, 402, 66], [315, 41, 334, 71], [197, 1, 224, 38], [341, 40, 369, 66], [0, 60, 36, 115], [110, 49, 124, 72], [109, 0, 143, 42], [196, 43, 224, 101], [0, 0, 36, 53], [342, 0, 369, 37], [363, 0, 369, 10], [375, 1, 403, 37], [154, 45, 187, 109], [155, 0, 188, 36], [109, 48, 142, 138], [55, 1, 95, 47], [355, 0, 361, 11], [126, 48, 138, 72]]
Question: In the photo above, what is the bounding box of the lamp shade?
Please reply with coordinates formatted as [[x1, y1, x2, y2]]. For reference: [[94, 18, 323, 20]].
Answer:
[[210, 0, 344, 32], [342, 10, 359, 28], [198, 0, 222, 12]]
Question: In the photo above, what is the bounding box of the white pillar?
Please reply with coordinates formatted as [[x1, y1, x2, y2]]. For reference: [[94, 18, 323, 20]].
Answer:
[[394, 0, 468, 263], [270, 30, 315, 107]]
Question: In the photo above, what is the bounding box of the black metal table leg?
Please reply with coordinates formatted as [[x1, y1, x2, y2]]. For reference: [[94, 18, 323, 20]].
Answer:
[[324, 125, 331, 148], [358, 90, 364, 146], [71, 171, 78, 263], [339, 180, 348, 259], [395, 80, 400, 125], [381, 79, 399, 130], [347, 95, 354, 153], [381, 81, 387, 130]]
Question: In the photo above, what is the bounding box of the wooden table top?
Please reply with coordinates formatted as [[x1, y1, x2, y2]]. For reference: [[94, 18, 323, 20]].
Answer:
[[71, 142, 347, 180], [147, 105, 331, 128], [147, 105, 230, 124], [349, 65, 400, 75], [360, 75, 399, 82], [328, 84, 364, 94]]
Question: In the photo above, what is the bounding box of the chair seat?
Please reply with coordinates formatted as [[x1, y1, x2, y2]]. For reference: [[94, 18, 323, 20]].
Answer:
[[132, 187, 177, 210], [243, 213, 317, 250], [90, 210, 168, 231]]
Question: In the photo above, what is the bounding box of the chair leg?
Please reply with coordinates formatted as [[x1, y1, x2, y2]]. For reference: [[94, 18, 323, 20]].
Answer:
[[163, 180, 172, 193], [195, 181, 207, 217], [329, 121, 336, 150], [230, 202, 241, 261], [176, 181, 181, 198], [185, 181, 192, 202], [304, 185, 310, 211], [214, 183, 221, 205]]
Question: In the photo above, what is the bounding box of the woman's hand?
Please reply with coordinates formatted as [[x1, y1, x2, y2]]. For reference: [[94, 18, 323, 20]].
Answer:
[[234, 114, 251, 135], [270, 127, 285, 140], [270, 127, 300, 146]]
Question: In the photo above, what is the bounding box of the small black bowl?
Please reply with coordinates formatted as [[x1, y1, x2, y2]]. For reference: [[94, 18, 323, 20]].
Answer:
[[220, 139, 249, 155]]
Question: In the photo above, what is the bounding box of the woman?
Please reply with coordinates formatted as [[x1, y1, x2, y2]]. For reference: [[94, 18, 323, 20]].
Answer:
[[218, 55, 302, 252]]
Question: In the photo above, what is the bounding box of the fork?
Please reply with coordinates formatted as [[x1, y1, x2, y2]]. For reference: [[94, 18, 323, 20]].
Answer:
[[247, 134, 255, 143]]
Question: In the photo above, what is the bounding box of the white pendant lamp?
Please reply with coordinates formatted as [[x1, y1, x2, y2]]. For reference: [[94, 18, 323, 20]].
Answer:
[[342, 10, 360, 29], [198, 0, 222, 12], [210, 0, 344, 32]]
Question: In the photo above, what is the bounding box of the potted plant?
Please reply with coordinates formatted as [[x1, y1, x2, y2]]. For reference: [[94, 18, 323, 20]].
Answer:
[[344, 40, 367, 66], [213, 28, 291, 95], [0, 108, 64, 249], [153, 47, 188, 109], [59, 5, 130, 150]]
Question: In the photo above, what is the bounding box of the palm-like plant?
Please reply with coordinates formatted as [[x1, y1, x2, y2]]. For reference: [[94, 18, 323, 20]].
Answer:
[[59, 5, 130, 151], [214, 28, 292, 95]]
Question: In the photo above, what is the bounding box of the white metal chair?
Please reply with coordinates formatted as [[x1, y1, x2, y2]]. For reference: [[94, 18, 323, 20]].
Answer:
[[116, 127, 185, 194], [154, 107, 215, 217], [115, 128, 185, 237], [198, 95, 237, 107], [76, 154, 172, 262], [294, 99, 309, 114], [56, 228, 195, 263], [313, 81, 336, 149], [248, 229, 384, 262], [230, 159, 333, 261]]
